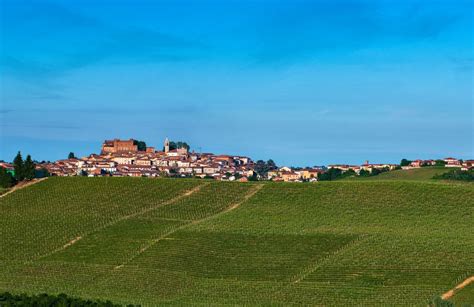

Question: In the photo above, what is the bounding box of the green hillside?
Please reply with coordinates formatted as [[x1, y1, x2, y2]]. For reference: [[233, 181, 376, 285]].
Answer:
[[451, 283, 474, 306], [353, 166, 452, 181], [0, 177, 473, 305]]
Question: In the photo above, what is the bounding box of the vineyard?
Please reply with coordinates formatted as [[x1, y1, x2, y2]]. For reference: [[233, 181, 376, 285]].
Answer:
[[351, 166, 451, 181], [0, 177, 473, 305]]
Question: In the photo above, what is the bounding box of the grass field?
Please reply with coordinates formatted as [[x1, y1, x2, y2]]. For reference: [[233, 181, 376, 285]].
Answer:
[[451, 283, 474, 306], [0, 177, 473, 305], [351, 166, 452, 181], [0, 187, 7, 196]]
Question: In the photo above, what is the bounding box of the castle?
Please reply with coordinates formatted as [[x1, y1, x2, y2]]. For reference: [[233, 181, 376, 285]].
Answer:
[[101, 139, 137, 154], [101, 138, 188, 156]]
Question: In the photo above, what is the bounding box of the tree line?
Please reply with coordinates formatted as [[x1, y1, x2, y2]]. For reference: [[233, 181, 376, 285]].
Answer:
[[318, 166, 391, 181], [0, 292, 138, 307], [0, 152, 45, 188], [433, 169, 474, 182]]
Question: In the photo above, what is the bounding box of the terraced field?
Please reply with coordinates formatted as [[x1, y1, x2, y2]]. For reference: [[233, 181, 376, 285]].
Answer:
[[0, 177, 472, 305]]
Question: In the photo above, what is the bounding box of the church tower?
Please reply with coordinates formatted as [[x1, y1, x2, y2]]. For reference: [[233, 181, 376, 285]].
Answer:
[[164, 137, 170, 153]]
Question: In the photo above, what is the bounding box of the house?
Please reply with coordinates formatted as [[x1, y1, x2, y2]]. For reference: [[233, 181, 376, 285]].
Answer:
[[461, 160, 474, 171], [267, 170, 279, 180], [361, 162, 396, 172], [410, 160, 423, 168], [280, 171, 300, 182], [329, 165, 359, 172], [176, 160, 191, 168], [444, 157, 461, 168], [153, 159, 169, 167], [296, 169, 322, 180], [94, 162, 117, 173], [213, 155, 234, 166], [234, 156, 251, 165], [112, 155, 136, 165], [192, 167, 203, 174], [178, 167, 194, 174], [135, 157, 153, 166], [203, 165, 220, 175]]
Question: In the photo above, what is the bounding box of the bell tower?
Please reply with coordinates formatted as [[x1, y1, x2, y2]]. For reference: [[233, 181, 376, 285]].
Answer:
[[164, 137, 170, 153]]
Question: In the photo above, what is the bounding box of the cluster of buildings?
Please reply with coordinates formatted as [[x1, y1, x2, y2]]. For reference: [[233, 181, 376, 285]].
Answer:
[[263, 158, 474, 182], [39, 138, 255, 181], [326, 161, 399, 174], [405, 157, 471, 169], [267, 167, 324, 182], [2, 139, 473, 182]]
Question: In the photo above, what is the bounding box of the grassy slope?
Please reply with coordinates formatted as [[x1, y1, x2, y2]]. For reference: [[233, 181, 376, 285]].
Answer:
[[0, 187, 7, 195], [450, 283, 474, 306], [0, 177, 473, 306], [350, 166, 451, 181]]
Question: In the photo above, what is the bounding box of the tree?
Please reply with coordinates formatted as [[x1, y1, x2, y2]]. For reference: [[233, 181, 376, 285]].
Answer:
[[176, 141, 190, 150], [247, 172, 258, 181], [435, 159, 446, 167], [68, 152, 76, 159], [266, 159, 277, 170], [133, 140, 147, 151], [433, 169, 474, 182], [162, 141, 190, 152], [0, 291, 129, 307], [169, 167, 178, 176], [24, 155, 36, 180], [35, 168, 50, 178], [400, 159, 411, 167], [319, 168, 343, 181], [0, 167, 15, 188], [253, 159, 277, 178], [13, 151, 24, 181]]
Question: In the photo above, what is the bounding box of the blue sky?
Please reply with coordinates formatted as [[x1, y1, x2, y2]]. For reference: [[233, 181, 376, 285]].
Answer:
[[0, 0, 472, 166]]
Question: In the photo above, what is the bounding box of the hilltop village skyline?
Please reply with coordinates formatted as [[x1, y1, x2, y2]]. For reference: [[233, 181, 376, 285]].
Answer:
[[1, 137, 472, 183]]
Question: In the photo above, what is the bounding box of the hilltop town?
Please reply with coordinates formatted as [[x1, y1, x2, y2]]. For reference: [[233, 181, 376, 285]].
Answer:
[[0, 138, 473, 183]]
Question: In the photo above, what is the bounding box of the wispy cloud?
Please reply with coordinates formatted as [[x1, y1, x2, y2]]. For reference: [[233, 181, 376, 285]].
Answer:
[[0, 0, 204, 79]]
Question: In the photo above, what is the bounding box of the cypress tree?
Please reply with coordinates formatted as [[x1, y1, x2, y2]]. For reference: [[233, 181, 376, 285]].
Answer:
[[13, 151, 24, 181], [24, 155, 36, 180]]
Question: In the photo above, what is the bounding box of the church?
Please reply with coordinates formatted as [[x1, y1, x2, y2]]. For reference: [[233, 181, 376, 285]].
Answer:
[[164, 138, 188, 156]]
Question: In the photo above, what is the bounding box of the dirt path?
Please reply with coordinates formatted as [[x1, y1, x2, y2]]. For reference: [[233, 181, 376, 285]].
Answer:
[[441, 276, 474, 300], [63, 236, 83, 249], [114, 183, 264, 269], [0, 178, 47, 199], [35, 182, 209, 260]]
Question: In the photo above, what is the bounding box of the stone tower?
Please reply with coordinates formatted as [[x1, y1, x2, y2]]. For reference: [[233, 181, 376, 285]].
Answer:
[[164, 137, 170, 153]]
